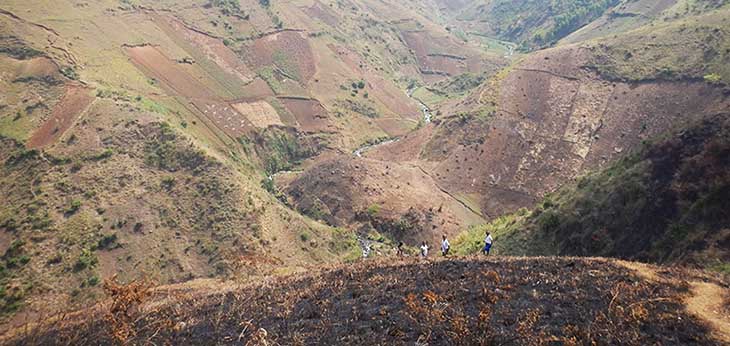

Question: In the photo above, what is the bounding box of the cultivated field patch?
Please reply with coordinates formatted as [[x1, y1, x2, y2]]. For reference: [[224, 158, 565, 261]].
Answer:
[[27, 85, 93, 148], [231, 100, 283, 128], [280, 97, 330, 133]]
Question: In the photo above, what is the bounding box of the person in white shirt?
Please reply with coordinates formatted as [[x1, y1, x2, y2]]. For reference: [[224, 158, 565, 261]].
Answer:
[[483, 231, 493, 255], [420, 241, 429, 257], [441, 235, 450, 256]]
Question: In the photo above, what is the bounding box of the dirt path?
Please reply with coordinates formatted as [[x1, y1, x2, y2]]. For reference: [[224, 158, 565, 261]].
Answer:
[[618, 261, 730, 343], [687, 281, 730, 343]]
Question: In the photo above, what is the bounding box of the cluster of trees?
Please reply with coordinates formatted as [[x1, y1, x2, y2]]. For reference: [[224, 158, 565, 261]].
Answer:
[[487, 0, 619, 49]]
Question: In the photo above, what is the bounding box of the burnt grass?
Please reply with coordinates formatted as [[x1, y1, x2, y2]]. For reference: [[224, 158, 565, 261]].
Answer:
[[8, 257, 719, 345]]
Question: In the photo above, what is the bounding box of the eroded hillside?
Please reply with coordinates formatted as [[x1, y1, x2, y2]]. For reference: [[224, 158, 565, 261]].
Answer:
[[286, 5, 730, 246], [453, 113, 730, 268], [1, 0, 729, 333]]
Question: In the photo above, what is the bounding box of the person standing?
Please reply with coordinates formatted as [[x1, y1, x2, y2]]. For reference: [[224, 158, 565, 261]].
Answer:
[[441, 235, 450, 256], [396, 242, 404, 256], [483, 231, 493, 255], [420, 241, 429, 257]]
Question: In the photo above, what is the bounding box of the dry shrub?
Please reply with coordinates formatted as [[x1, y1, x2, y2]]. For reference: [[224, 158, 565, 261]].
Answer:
[[484, 270, 501, 284], [103, 275, 153, 344]]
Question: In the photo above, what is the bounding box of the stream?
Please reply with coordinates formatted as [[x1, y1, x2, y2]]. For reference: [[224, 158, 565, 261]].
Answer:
[[352, 87, 432, 157]]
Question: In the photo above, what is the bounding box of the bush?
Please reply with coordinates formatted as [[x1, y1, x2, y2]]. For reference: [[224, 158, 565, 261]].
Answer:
[[67, 200, 82, 214], [97, 233, 118, 250], [366, 204, 381, 217], [161, 176, 176, 190], [74, 249, 98, 272], [704, 73, 722, 84]]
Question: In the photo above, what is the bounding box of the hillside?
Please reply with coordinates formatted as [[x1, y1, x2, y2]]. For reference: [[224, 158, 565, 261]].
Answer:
[[3, 257, 728, 345], [1, 0, 730, 336], [453, 114, 730, 270], [288, 4, 730, 247]]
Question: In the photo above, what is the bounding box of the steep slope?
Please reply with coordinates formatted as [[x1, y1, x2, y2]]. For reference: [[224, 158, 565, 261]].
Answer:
[[3, 257, 726, 345], [290, 5, 730, 247], [432, 0, 621, 50], [453, 114, 730, 269]]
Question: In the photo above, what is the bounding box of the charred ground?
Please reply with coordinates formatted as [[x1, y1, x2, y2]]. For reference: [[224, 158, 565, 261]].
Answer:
[[4, 256, 727, 345]]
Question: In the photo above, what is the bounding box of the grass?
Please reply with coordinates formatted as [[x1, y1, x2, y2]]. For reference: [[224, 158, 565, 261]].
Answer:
[[453, 115, 730, 266], [411, 87, 446, 108], [451, 208, 529, 256], [587, 8, 730, 82], [0, 110, 36, 142]]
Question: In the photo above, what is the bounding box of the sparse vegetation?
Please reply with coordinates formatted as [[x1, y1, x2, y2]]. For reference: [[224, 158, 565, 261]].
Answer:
[[454, 115, 730, 267]]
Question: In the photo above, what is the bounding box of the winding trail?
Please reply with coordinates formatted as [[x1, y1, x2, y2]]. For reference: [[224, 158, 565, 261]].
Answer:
[[618, 261, 730, 344]]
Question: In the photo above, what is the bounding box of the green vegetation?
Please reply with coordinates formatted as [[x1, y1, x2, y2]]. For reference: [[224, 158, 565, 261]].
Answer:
[[453, 115, 730, 266], [0, 240, 32, 316], [245, 127, 318, 175], [97, 233, 119, 250], [473, 0, 619, 49], [66, 199, 82, 215], [588, 9, 730, 82], [366, 203, 380, 217], [272, 50, 300, 81], [60, 66, 79, 80], [160, 176, 176, 190], [257, 67, 284, 94], [88, 148, 113, 161], [208, 0, 243, 15], [436, 73, 485, 95], [335, 99, 380, 118], [144, 123, 207, 172], [327, 228, 360, 262], [451, 209, 530, 256], [704, 73, 722, 84], [73, 248, 98, 272]]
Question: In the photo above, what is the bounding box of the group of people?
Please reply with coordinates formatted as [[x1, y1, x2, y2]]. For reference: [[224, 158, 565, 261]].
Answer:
[[395, 231, 493, 257]]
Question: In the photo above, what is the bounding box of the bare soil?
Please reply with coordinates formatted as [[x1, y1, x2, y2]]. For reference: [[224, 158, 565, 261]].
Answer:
[[279, 97, 331, 133], [26, 84, 93, 148]]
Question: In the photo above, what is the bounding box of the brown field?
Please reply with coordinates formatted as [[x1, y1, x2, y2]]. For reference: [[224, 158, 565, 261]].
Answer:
[[231, 100, 283, 128], [302, 1, 340, 27], [247, 31, 316, 82], [125, 45, 214, 100], [237, 77, 275, 99], [126, 45, 253, 137], [152, 14, 256, 85], [279, 97, 331, 133], [13, 56, 60, 80], [26, 84, 93, 149]]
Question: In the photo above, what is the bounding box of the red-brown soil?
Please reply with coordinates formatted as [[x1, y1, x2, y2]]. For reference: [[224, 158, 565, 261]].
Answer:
[[152, 14, 256, 86], [126, 45, 253, 137], [27, 84, 93, 149], [246, 31, 316, 83], [125, 45, 215, 100], [366, 44, 730, 219], [279, 97, 332, 133], [4, 257, 723, 345], [327, 43, 421, 118], [302, 1, 340, 27], [286, 154, 484, 242]]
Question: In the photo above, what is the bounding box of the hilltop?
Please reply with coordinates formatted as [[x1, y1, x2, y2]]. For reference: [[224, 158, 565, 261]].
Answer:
[[3, 256, 728, 345]]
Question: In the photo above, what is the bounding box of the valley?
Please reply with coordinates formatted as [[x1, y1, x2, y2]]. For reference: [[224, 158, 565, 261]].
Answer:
[[0, 0, 729, 344]]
